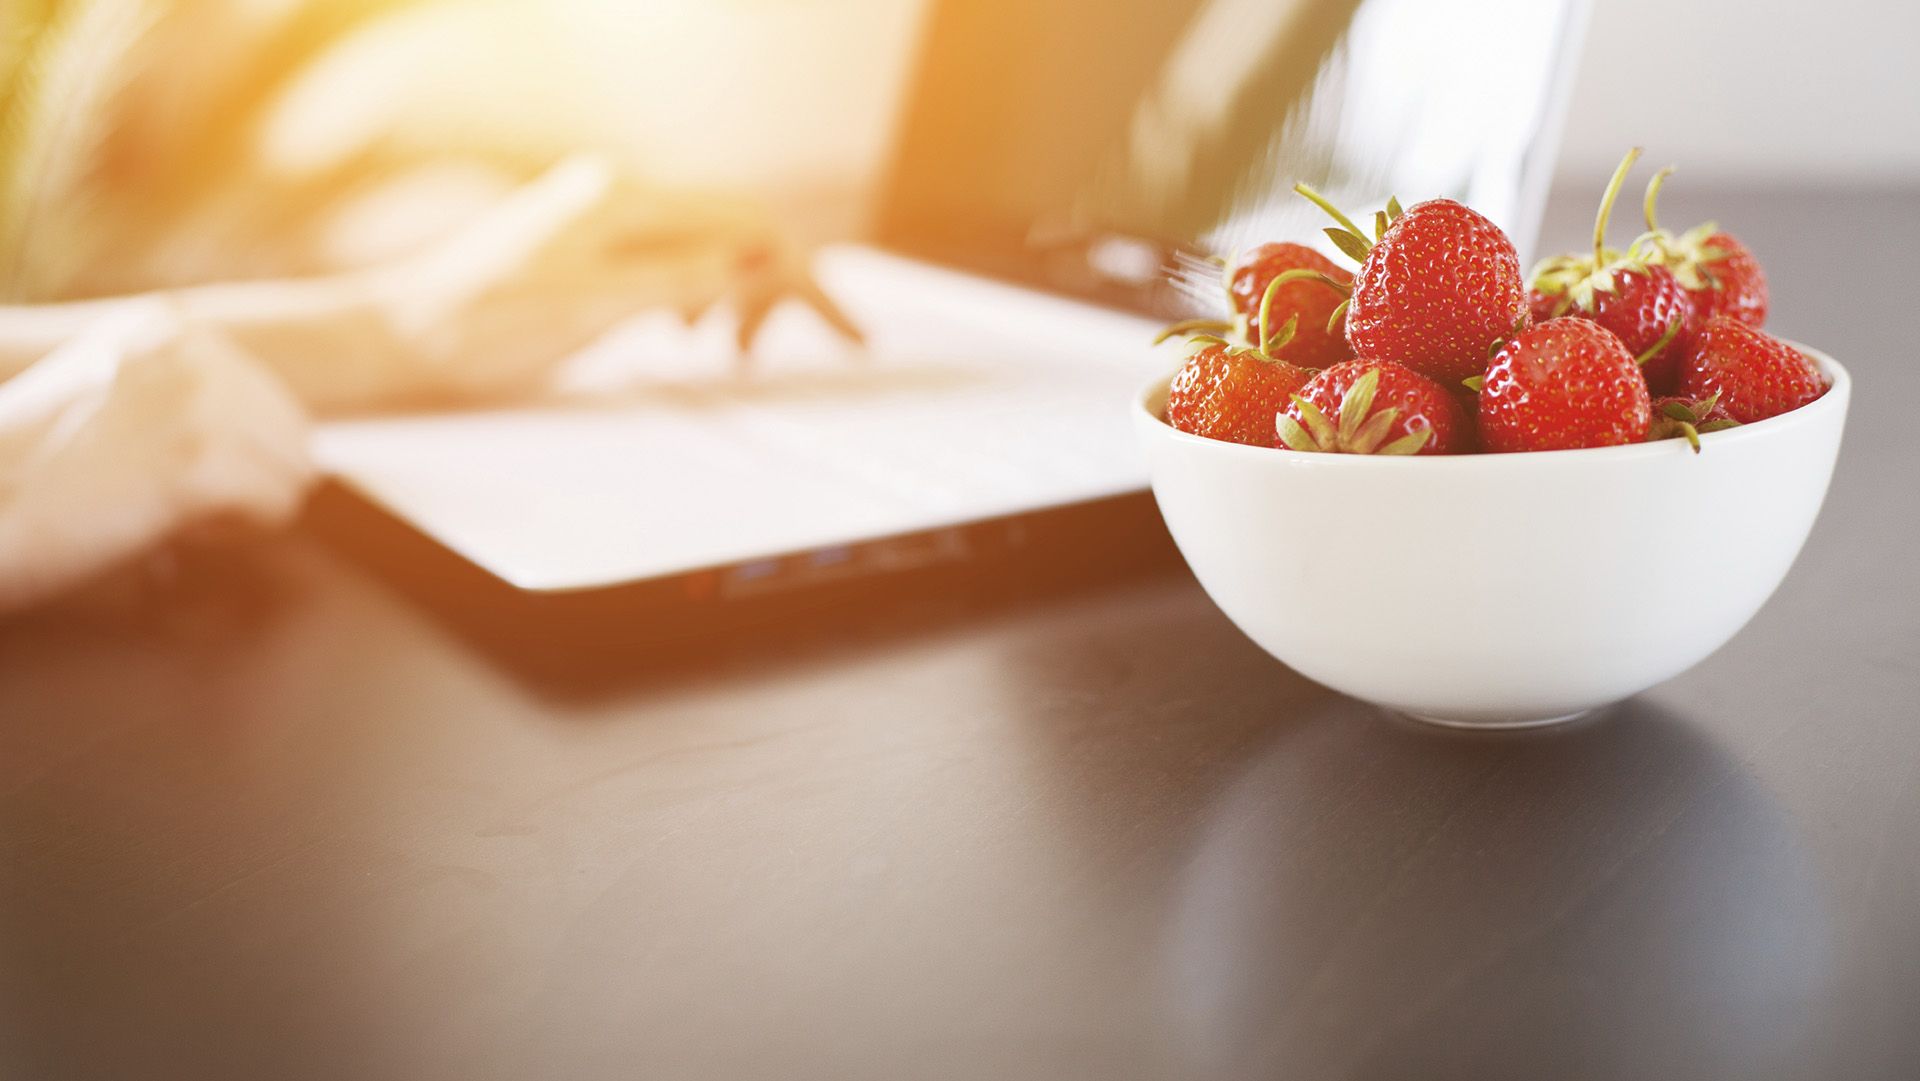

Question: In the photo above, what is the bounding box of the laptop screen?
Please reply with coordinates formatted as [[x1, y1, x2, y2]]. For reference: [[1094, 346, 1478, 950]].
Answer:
[[876, 0, 1587, 316]]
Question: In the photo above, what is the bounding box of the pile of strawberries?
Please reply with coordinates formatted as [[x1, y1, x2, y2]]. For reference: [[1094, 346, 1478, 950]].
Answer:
[[1162, 149, 1828, 455]]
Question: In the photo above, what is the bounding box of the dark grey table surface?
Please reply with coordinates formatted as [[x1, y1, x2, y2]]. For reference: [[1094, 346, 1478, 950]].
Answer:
[[2, 187, 1916, 1081]]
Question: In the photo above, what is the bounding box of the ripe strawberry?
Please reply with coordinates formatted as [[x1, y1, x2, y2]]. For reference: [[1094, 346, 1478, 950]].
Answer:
[[1586, 263, 1693, 396], [1675, 317, 1824, 423], [1165, 335, 1316, 446], [1527, 149, 1697, 397], [1224, 242, 1354, 369], [1648, 392, 1740, 453], [1295, 184, 1530, 385], [1636, 167, 1769, 328], [1686, 231, 1767, 326], [1478, 318, 1651, 453], [1529, 262, 1696, 394], [1276, 358, 1470, 455]]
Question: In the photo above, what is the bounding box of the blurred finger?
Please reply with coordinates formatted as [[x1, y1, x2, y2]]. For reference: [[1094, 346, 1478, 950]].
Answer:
[[734, 291, 776, 357], [798, 279, 865, 346]]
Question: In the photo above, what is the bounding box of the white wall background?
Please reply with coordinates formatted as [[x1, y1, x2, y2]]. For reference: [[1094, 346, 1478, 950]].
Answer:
[[1557, 0, 1920, 185]]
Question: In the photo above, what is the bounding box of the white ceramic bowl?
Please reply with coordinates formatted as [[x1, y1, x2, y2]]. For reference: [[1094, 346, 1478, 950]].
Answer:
[[1134, 349, 1850, 727]]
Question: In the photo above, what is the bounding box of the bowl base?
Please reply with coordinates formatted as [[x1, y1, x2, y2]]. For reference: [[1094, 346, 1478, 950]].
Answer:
[[1398, 708, 1593, 731]]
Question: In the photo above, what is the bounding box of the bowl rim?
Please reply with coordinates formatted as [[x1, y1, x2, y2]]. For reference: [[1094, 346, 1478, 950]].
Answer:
[[1136, 343, 1850, 467]]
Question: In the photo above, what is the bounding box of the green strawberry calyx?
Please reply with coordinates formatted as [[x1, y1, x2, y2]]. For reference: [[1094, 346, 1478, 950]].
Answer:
[[1648, 391, 1740, 453], [1634, 318, 1685, 366], [1292, 183, 1403, 267], [1253, 272, 1303, 356], [1181, 333, 1294, 370], [1629, 166, 1730, 291], [1275, 368, 1432, 455], [1528, 147, 1654, 314], [1289, 184, 1401, 335]]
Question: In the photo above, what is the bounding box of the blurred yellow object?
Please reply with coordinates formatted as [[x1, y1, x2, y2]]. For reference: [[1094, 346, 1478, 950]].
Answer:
[[0, 0, 880, 611], [0, 0, 924, 301], [0, 155, 860, 611]]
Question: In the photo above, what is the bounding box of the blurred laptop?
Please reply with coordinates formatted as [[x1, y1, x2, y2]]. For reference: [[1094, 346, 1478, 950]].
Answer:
[[313, 0, 1590, 596]]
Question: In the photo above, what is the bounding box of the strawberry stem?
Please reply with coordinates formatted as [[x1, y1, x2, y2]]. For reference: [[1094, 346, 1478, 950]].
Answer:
[[1643, 166, 1674, 233], [1676, 420, 1702, 453], [1594, 147, 1643, 269], [1153, 318, 1233, 345], [1634, 317, 1683, 365], [1292, 183, 1373, 257], [1257, 275, 1284, 353], [1270, 267, 1352, 296], [1326, 297, 1350, 335], [1269, 315, 1298, 354]]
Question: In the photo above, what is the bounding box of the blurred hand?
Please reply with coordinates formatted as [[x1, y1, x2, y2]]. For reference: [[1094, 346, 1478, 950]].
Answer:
[[184, 155, 861, 413], [0, 301, 311, 612], [0, 155, 860, 611]]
